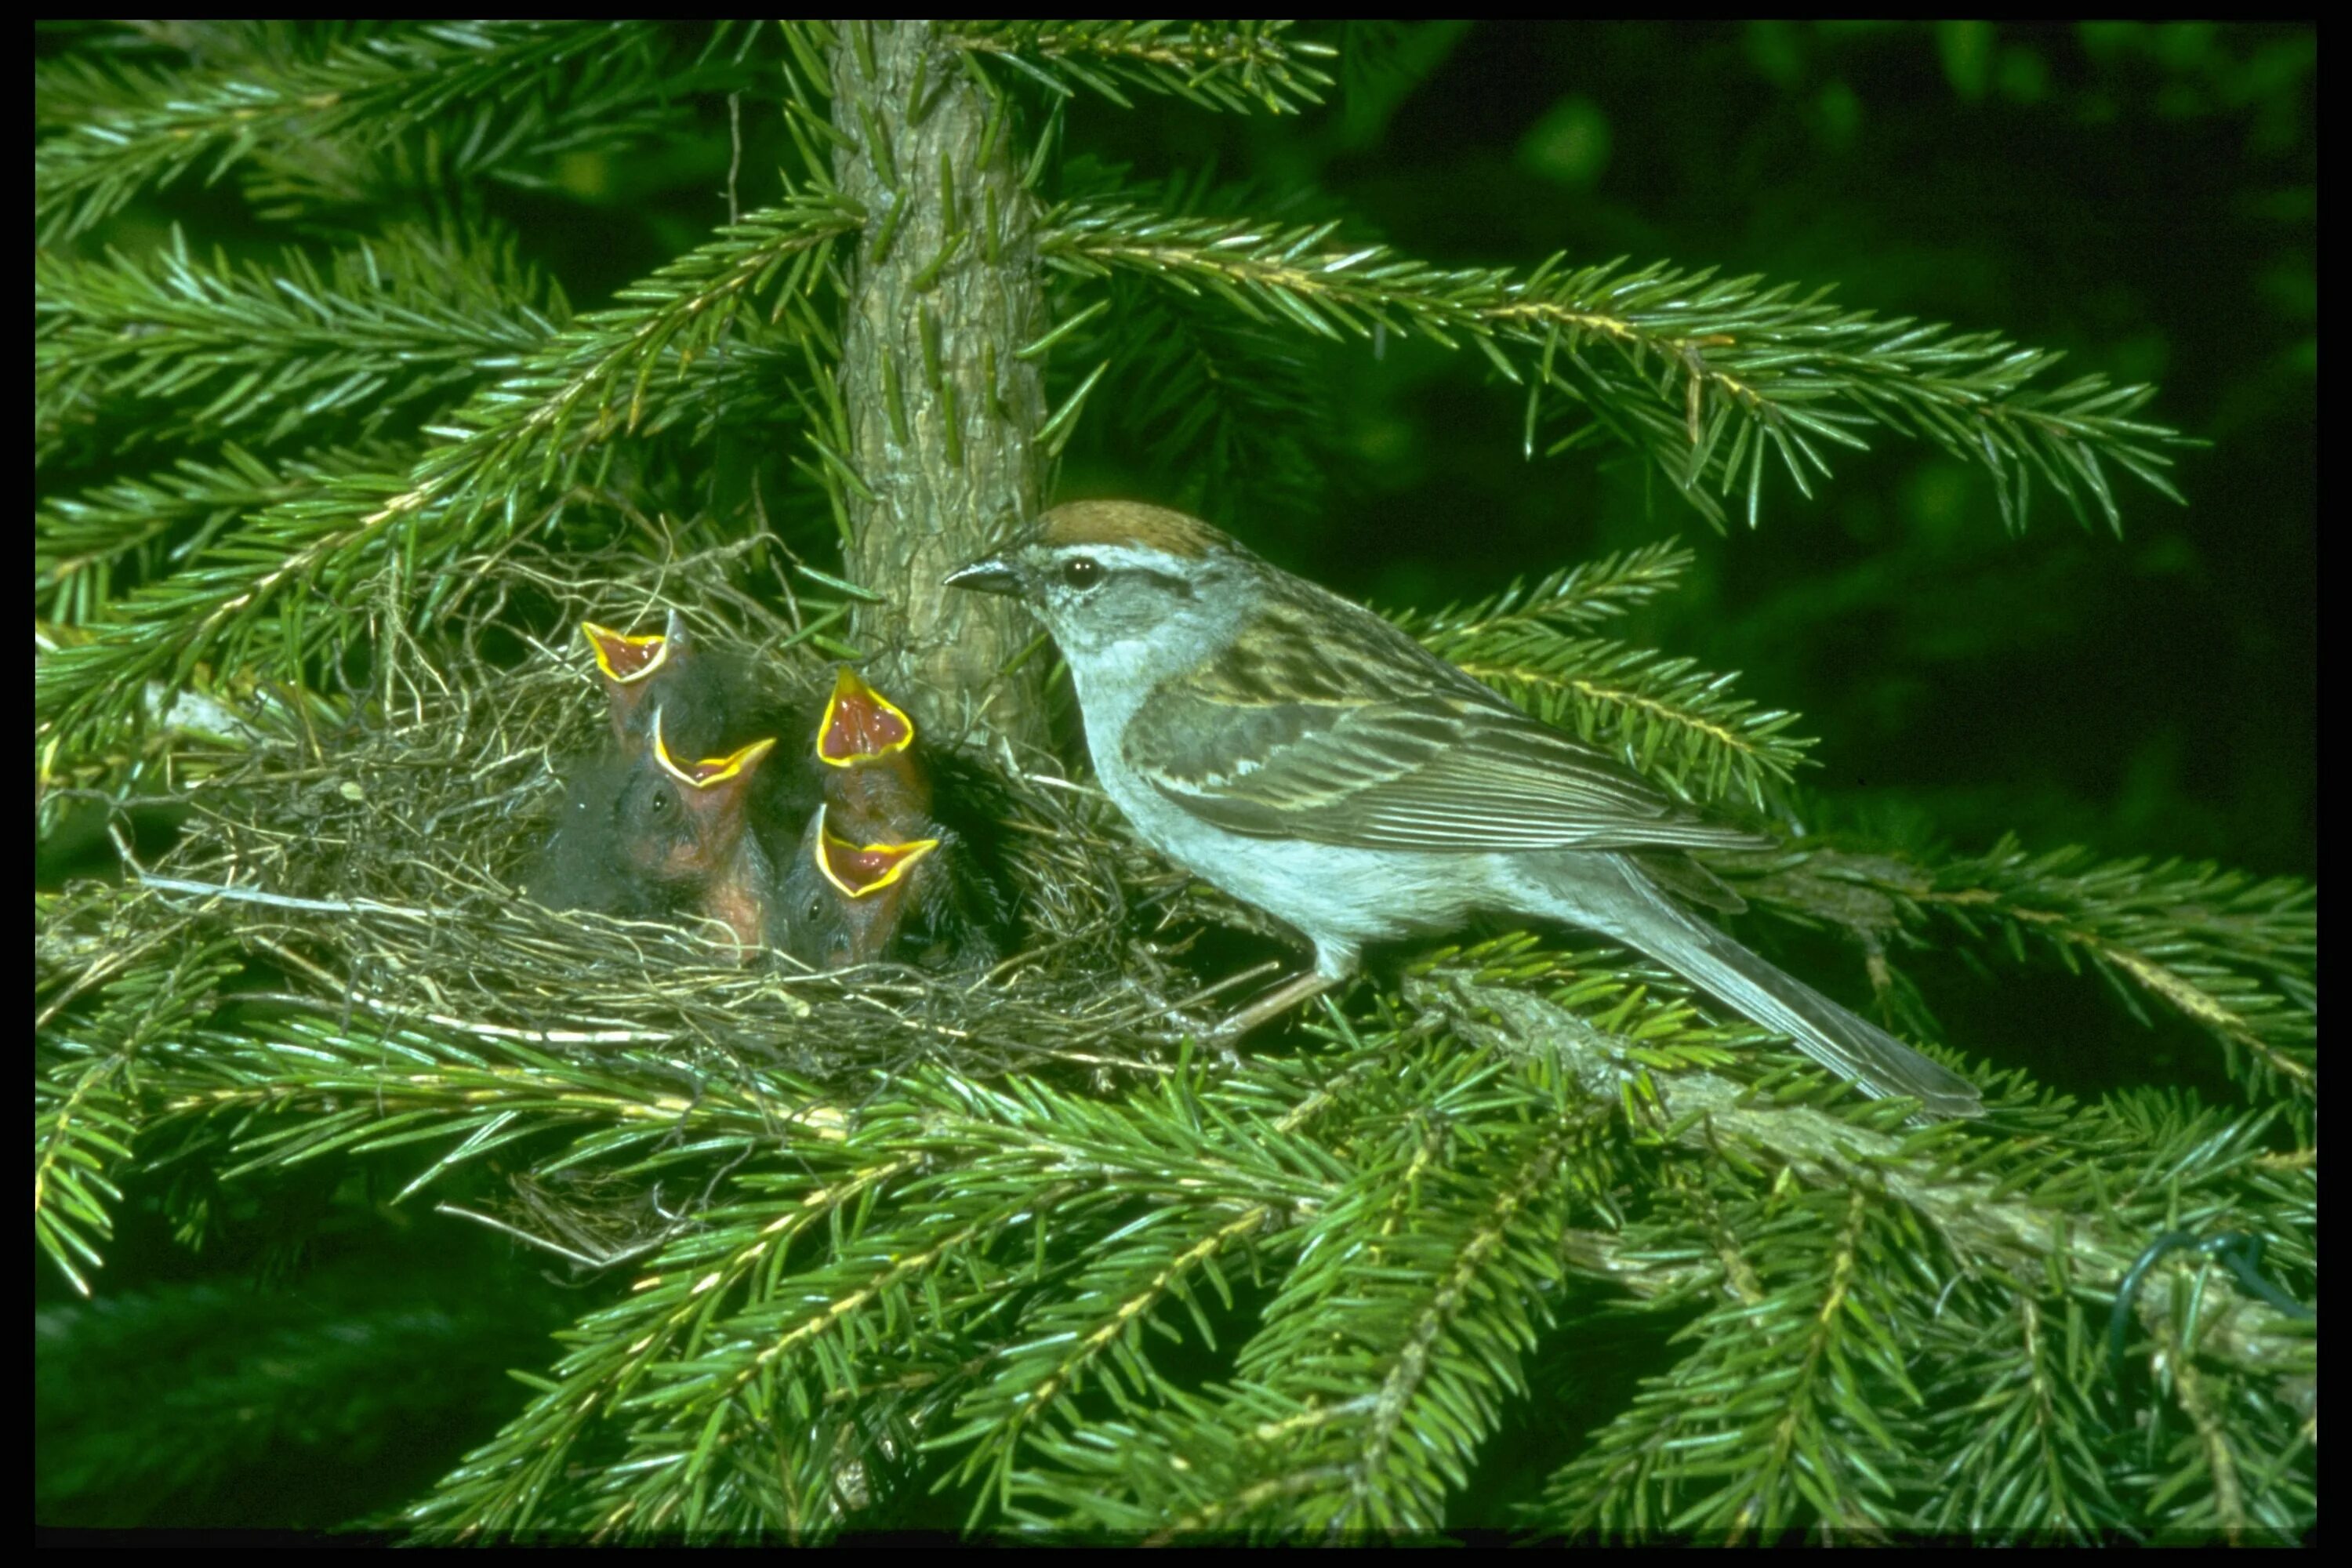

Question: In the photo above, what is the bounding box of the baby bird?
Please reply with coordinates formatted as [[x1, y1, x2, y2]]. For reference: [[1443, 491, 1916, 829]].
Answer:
[[532, 708, 777, 950], [775, 667, 1008, 971], [542, 628, 1008, 971], [641, 712, 779, 949], [543, 612, 818, 945], [771, 803, 942, 968], [813, 666, 931, 830], [582, 612, 809, 770]]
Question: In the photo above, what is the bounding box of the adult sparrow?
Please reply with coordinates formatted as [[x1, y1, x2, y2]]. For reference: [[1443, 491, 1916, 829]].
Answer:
[[946, 500, 1982, 1118]]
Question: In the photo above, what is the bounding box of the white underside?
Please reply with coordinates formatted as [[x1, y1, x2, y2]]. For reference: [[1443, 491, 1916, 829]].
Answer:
[[1087, 731, 1521, 976]]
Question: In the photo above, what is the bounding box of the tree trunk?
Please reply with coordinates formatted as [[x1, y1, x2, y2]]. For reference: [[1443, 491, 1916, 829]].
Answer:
[[829, 20, 1049, 749]]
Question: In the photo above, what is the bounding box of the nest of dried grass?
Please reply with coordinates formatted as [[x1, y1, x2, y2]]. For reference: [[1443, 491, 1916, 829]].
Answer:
[[49, 543, 1269, 1121]]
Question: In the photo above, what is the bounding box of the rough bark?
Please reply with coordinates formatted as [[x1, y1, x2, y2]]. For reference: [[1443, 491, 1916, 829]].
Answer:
[[829, 20, 1048, 748]]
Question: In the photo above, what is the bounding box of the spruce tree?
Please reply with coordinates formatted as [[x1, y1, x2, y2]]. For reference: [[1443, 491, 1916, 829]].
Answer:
[[37, 21, 2313, 1541]]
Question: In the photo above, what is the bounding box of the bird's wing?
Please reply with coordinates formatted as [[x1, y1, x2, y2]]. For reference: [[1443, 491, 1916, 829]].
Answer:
[[1122, 608, 1766, 855]]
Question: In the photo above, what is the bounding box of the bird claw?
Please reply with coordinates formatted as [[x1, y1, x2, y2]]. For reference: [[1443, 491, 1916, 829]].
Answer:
[[1210, 968, 1341, 1044]]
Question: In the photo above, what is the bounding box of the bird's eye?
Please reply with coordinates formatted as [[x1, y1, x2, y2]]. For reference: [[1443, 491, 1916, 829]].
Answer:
[[1059, 557, 1102, 590]]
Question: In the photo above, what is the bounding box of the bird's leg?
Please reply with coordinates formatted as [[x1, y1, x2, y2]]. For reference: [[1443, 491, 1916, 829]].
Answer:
[[1211, 967, 1341, 1042]]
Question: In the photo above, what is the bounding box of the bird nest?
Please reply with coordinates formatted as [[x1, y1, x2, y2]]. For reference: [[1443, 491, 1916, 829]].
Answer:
[[45, 542, 1250, 1123]]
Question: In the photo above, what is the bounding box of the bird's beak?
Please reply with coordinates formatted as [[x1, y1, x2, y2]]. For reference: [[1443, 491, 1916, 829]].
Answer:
[[583, 620, 670, 742], [944, 553, 1022, 598], [582, 620, 668, 684], [812, 804, 940, 898], [652, 707, 777, 791], [818, 666, 915, 765]]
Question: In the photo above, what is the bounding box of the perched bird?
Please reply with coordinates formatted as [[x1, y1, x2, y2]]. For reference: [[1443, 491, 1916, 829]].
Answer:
[[946, 500, 1983, 1118]]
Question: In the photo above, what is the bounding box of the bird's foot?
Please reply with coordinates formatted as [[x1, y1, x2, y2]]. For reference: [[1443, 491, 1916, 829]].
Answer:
[[1208, 968, 1341, 1047]]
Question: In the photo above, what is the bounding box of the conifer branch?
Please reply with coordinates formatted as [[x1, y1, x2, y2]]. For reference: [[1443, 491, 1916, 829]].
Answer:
[[1373, 542, 1815, 809], [34, 201, 858, 758], [408, 1057, 1345, 1538], [944, 1200, 1281, 1514], [1541, 1177, 1950, 1538], [1221, 1105, 1584, 1533], [946, 21, 1334, 114], [37, 226, 565, 463], [42, 855, 2313, 1538], [1051, 277, 1335, 525], [1044, 200, 2192, 532], [1454, 630, 1814, 810], [33, 1053, 135, 1299], [1392, 539, 1696, 640], [36, 22, 679, 245], [34, 931, 245, 1296], [1835, 841, 2317, 1101], [36, 443, 387, 624], [1920, 1290, 2130, 1537], [1446, 980, 2310, 1541]]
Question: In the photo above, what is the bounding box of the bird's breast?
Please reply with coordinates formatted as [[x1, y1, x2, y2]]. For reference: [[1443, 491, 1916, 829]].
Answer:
[[1094, 751, 1500, 953]]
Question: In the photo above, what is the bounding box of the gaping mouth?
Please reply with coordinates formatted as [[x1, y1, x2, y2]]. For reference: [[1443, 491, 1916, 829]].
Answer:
[[581, 621, 669, 684], [651, 709, 775, 789], [812, 804, 939, 898], [817, 666, 915, 765]]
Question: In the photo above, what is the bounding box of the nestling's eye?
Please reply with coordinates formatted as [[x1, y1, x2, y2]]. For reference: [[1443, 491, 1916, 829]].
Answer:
[[1058, 557, 1102, 590]]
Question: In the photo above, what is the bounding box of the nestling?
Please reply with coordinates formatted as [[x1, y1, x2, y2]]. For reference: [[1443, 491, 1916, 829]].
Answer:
[[581, 612, 815, 775], [532, 707, 776, 950], [546, 613, 818, 938], [946, 500, 1982, 1118], [543, 625, 1007, 969], [773, 803, 941, 968], [782, 666, 1008, 971], [814, 666, 935, 833]]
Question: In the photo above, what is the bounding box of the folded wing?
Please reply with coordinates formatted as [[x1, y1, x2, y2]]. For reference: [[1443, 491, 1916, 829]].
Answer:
[[1125, 624, 1766, 855]]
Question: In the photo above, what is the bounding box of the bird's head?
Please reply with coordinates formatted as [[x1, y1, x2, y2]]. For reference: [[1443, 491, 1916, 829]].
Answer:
[[946, 501, 1268, 682]]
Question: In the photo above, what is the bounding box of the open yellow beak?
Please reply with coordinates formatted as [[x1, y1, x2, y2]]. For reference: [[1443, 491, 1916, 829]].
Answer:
[[811, 803, 938, 898], [650, 708, 777, 789], [581, 620, 669, 685], [816, 666, 915, 767]]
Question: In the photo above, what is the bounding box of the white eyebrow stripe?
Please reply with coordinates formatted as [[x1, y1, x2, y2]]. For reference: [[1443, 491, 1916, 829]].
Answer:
[[1047, 542, 1196, 574]]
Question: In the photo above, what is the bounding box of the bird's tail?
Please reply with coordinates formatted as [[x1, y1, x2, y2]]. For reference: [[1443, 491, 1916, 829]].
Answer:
[[1526, 855, 1984, 1119]]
